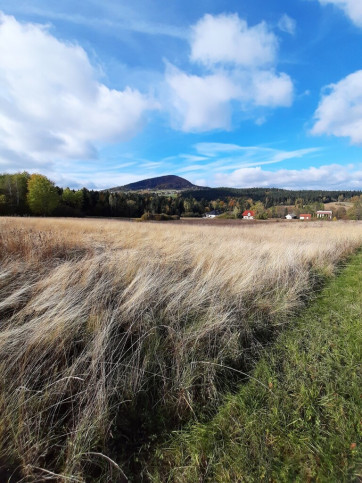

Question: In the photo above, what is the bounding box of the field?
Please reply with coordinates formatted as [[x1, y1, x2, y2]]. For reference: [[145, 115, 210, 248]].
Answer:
[[151, 250, 362, 482], [0, 217, 361, 481], [324, 201, 354, 210]]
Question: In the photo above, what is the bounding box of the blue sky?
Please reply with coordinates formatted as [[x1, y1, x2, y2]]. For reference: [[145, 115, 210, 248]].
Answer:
[[0, 0, 362, 189]]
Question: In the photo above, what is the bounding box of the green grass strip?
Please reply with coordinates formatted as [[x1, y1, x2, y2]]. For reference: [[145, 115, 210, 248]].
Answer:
[[151, 251, 362, 482]]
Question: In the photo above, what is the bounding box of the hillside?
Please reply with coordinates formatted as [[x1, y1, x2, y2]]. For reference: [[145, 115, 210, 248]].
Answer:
[[109, 174, 200, 191], [182, 186, 362, 203]]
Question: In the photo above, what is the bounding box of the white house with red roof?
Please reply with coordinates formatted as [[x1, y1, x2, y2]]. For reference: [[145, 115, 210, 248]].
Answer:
[[242, 210, 255, 219]]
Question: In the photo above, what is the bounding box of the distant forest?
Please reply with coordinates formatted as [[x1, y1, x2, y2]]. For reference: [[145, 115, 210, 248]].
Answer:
[[1, 172, 362, 219]]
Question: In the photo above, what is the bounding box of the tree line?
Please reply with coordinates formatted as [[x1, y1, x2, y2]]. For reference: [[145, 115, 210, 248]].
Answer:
[[183, 187, 362, 207], [0, 172, 184, 218], [1, 172, 361, 219]]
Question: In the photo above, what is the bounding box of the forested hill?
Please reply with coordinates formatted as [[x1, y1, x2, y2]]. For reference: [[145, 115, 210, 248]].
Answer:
[[109, 175, 199, 191], [182, 187, 362, 205], [108, 174, 362, 206]]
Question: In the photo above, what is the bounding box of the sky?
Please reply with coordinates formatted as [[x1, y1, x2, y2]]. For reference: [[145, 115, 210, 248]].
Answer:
[[0, 0, 362, 190]]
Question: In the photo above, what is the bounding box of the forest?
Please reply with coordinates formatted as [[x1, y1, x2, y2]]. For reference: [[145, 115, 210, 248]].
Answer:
[[1, 171, 362, 219]]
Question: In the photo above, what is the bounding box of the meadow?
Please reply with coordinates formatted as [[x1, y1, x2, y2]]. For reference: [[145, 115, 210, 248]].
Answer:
[[151, 250, 362, 482], [0, 217, 361, 481]]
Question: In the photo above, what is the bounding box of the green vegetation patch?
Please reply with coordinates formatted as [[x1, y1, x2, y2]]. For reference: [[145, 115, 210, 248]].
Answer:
[[151, 251, 362, 482]]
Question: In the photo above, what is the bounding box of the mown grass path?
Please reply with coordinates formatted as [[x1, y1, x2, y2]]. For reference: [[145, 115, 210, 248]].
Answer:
[[151, 251, 362, 482]]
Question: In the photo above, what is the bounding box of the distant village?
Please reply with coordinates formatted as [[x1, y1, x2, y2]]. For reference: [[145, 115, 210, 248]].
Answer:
[[205, 209, 333, 220]]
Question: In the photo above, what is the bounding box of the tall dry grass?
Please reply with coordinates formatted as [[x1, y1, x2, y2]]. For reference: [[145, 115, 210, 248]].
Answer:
[[0, 217, 361, 481]]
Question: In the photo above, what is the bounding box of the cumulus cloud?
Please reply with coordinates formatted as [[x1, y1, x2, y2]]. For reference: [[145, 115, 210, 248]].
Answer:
[[214, 164, 362, 189], [190, 13, 278, 67], [166, 67, 240, 131], [167, 66, 293, 131], [166, 13, 293, 132], [318, 0, 362, 27], [251, 70, 293, 107], [311, 70, 362, 144], [0, 12, 157, 167]]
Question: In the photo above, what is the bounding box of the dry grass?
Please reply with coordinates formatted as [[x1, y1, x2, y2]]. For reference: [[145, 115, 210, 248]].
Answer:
[[0, 217, 361, 481]]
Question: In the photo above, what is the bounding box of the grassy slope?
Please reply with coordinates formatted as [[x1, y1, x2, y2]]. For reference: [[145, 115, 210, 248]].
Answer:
[[151, 251, 362, 482]]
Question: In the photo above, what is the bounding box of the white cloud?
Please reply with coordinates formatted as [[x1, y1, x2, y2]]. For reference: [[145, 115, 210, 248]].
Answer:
[[277, 14, 296, 35], [193, 143, 319, 165], [2, 4, 188, 39], [311, 70, 362, 144], [190, 13, 277, 67], [166, 67, 293, 132], [195, 142, 246, 156], [166, 13, 293, 132], [318, 0, 362, 27], [166, 66, 239, 131], [0, 12, 158, 167], [214, 164, 362, 189], [251, 70, 293, 107], [167, 143, 323, 186]]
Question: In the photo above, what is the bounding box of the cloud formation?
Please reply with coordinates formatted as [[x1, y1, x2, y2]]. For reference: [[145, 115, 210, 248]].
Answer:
[[214, 164, 362, 189], [318, 0, 362, 27], [190, 14, 277, 67], [166, 13, 293, 132], [311, 70, 362, 144], [164, 142, 346, 189], [169, 142, 359, 190], [166, 67, 238, 131], [0, 12, 157, 167]]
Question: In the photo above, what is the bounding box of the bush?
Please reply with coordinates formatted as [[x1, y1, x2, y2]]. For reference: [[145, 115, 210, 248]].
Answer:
[[140, 212, 177, 221]]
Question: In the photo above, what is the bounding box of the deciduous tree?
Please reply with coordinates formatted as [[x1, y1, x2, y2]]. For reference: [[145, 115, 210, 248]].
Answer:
[[27, 174, 59, 215]]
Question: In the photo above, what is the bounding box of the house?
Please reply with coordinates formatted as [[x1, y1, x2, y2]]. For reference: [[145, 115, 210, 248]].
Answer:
[[316, 210, 333, 220], [299, 214, 311, 220], [242, 210, 255, 220], [204, 210, 220, 218], [285, 213, 297, 220]]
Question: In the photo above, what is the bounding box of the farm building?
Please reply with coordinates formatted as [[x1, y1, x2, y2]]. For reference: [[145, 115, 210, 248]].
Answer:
[[299, 214, 311, 220], [204, 210, 221, 218], [242, 210, 255, 219], [285, 213, 297, 219], [316, 210, 333, 219]]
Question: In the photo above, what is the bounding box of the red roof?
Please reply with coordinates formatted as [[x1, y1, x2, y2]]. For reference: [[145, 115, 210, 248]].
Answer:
[[300, 214, 311, 217], [242, 210, 255, 216]]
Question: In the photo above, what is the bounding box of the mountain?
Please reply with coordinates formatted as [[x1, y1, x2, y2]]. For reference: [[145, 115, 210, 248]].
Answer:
[[109, 175, 201, 191]]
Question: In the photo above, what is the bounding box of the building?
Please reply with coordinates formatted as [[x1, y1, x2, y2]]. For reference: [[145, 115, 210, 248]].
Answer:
[[285, 213, 297, 220], [299, 214, 311, 220], [242, 210, 255, 219], [316, 210, 333, 219], [204, 210, 220, 218]]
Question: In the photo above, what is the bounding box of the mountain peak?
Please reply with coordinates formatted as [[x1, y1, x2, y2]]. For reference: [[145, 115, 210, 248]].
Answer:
[[109, 175, 199, 191]]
